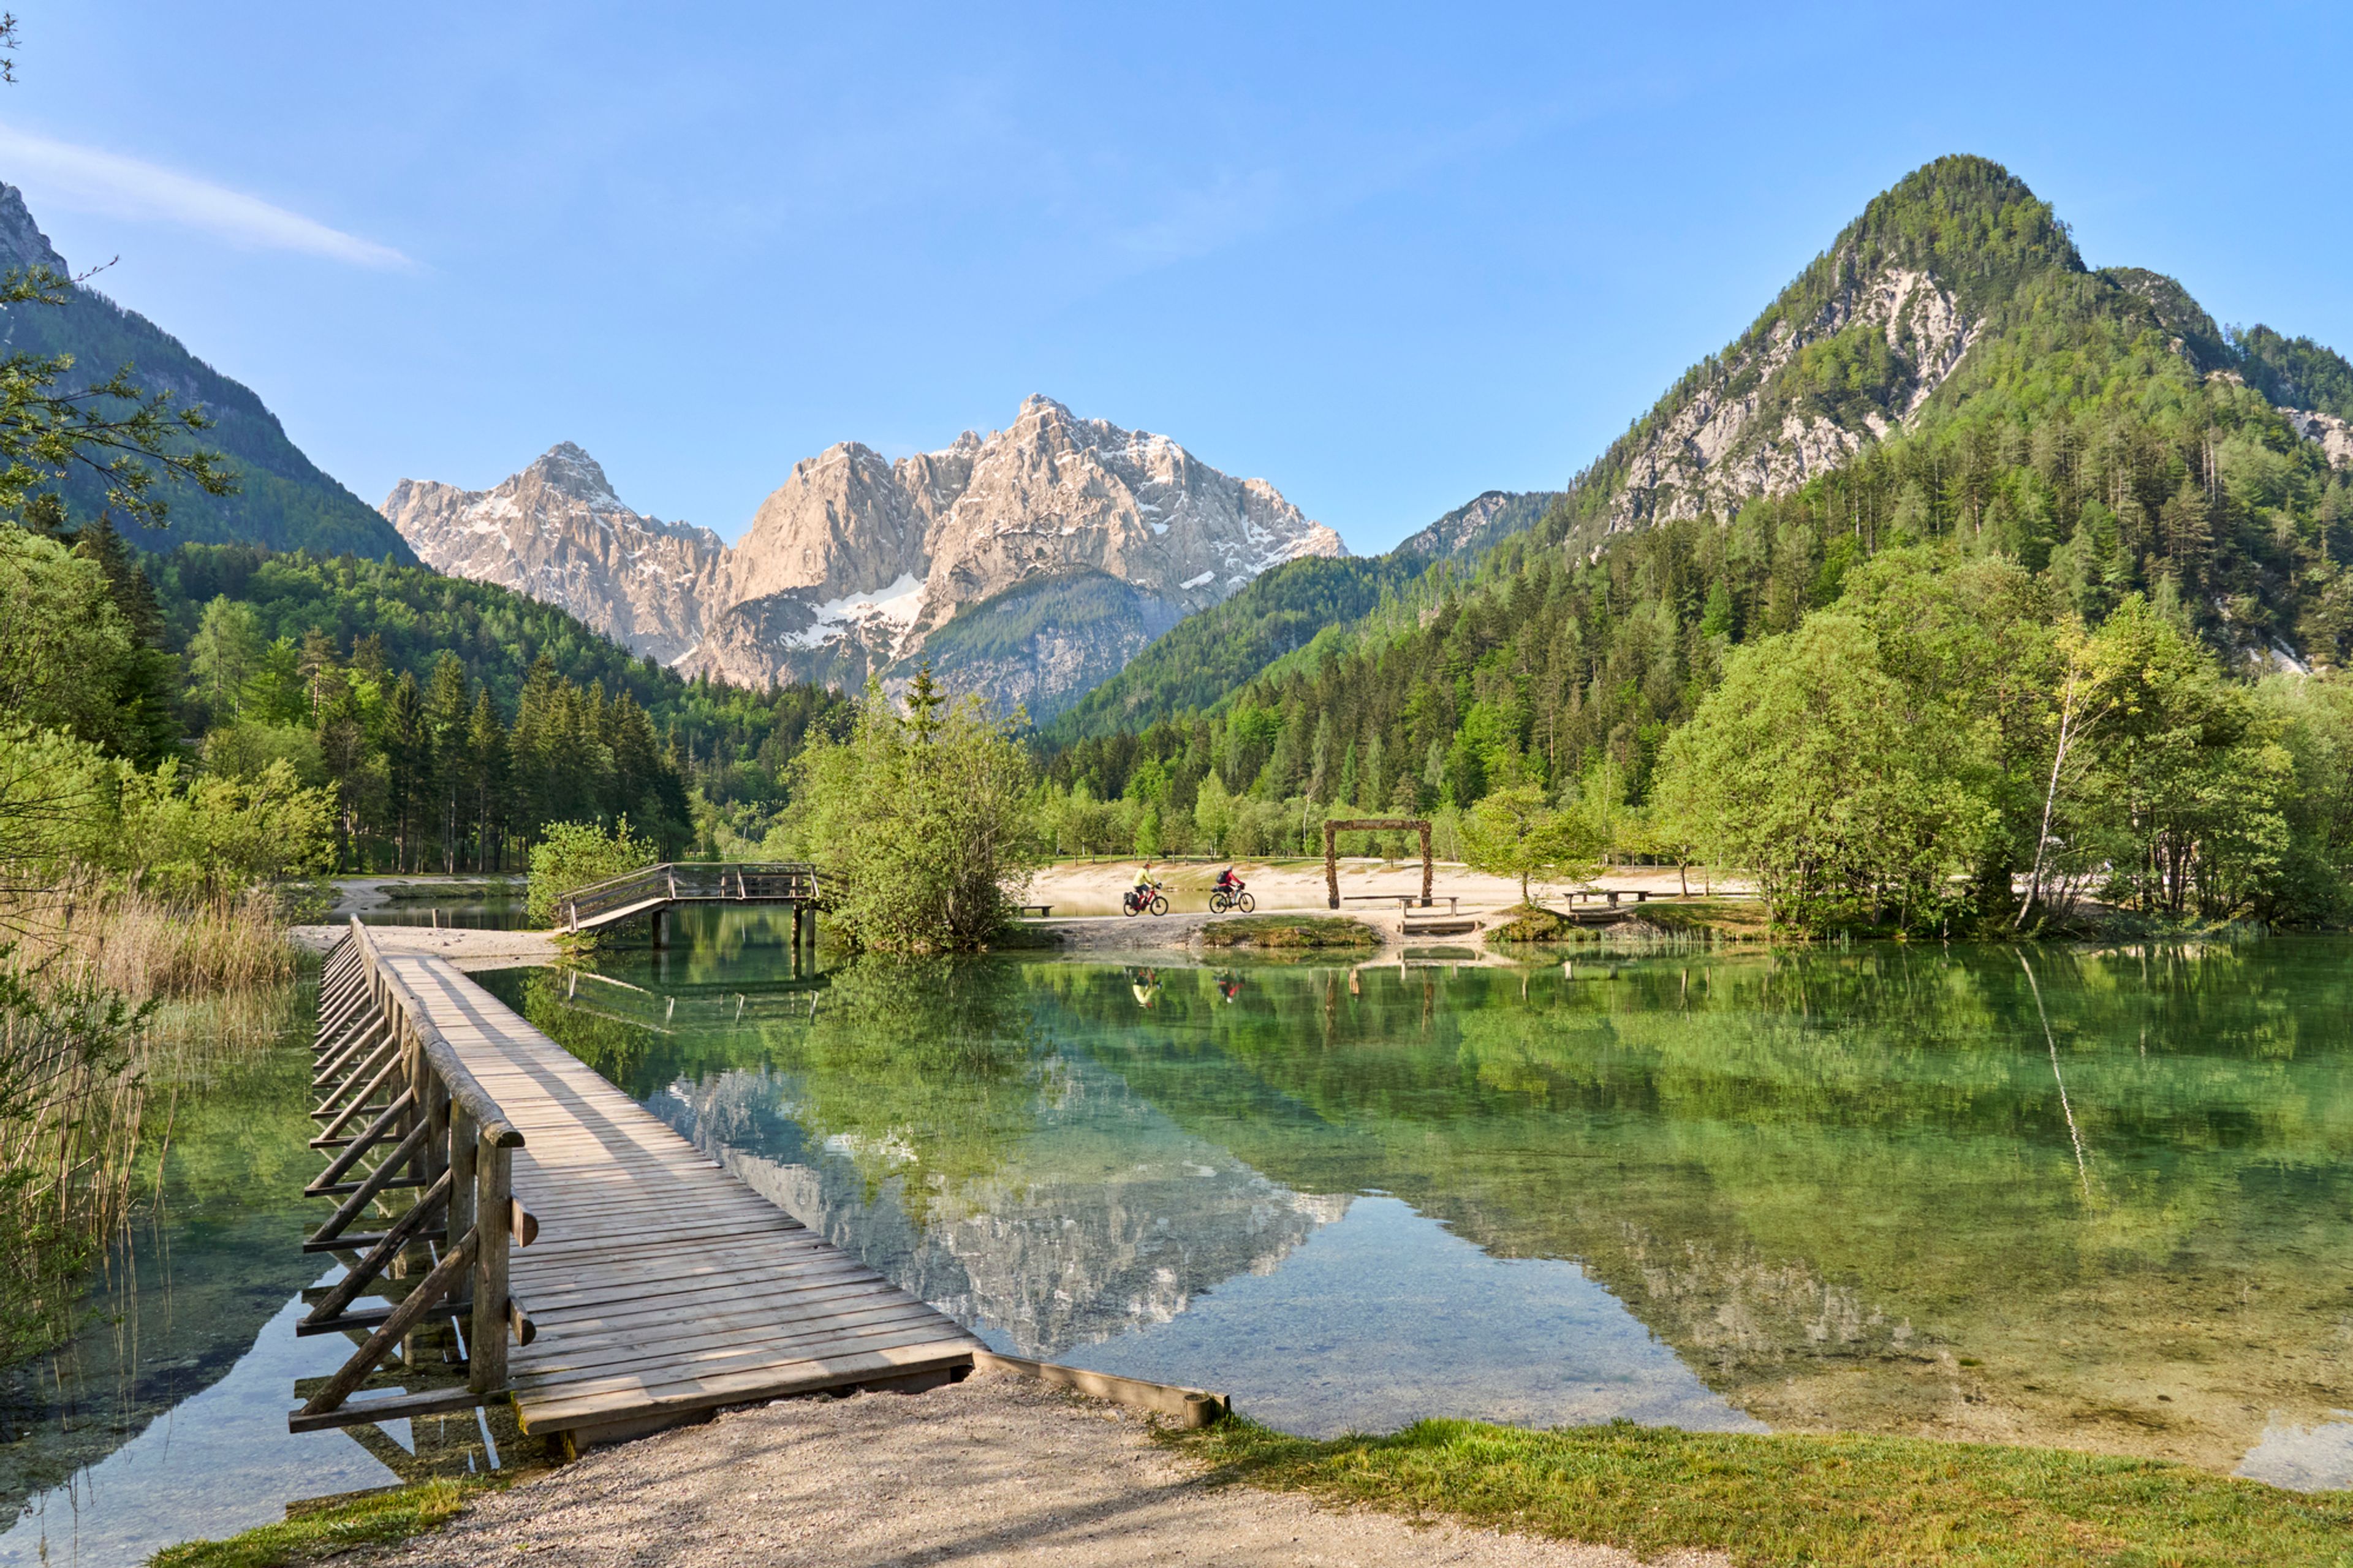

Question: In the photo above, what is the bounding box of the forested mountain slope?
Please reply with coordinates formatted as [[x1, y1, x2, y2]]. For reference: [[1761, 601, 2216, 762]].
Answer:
[[0, 183, 414, 561], [1061, 157, 2353, 751], [149, 544, 847, 861], [1045, 553, 1435, 740], [1042, 157, 2353, 928]]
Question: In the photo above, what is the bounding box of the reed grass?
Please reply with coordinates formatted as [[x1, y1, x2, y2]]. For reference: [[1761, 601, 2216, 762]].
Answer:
[[6, 881, 298, 1002], [0, 878, 304, 1365], [0, 964, 144, 1363]]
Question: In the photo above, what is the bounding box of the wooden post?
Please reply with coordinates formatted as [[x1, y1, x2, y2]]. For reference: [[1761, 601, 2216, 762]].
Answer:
[[422, 1070, 450, 1197], [1420, 824, 1433, 907], [1324, 822, 1340, 910], [470, 1140, 512, 1395], [447, 1104, 477, 1262], [651, 908, 666, 949]]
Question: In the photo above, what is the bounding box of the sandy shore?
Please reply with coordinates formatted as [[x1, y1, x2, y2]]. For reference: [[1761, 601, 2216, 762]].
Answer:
[[1026, 857, 1720, 920], [289, 923, 561, 972], [371, 1370, 1713, 1568]]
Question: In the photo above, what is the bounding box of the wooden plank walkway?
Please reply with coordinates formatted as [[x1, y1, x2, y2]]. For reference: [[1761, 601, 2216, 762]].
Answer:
[[377, 953, 982, 1441]]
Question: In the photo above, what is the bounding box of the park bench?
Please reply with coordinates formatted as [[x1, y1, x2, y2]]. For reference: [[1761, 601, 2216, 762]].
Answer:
[[1343, 894, 1463, 915], [1018, 903, 1053, 917]]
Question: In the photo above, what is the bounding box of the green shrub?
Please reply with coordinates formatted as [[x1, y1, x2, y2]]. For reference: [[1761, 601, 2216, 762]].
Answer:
[[526, 817, 658, 928]]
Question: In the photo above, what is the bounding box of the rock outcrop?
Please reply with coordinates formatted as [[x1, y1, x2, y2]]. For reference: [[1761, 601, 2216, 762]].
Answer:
[[382, 444, 725, 665], [1604, 265, 1978, 534], [384, 397, 1341, 716], [2283, 407, 2353, 470]]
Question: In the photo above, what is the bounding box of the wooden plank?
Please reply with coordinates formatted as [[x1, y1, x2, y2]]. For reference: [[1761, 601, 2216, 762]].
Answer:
[[518, 1276, 915, 1337], [510, 1257, 884, 1316], [518, 1330, 974, 1412], [514, 1271, 901, 1329], [510, 1277, 914, 1343], [511, 1300, 951, 1377], [517, 1343, 974, 1428]]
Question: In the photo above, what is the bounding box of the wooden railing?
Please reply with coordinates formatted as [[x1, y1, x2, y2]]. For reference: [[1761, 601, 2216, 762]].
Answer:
[[559, 860, 819, 931], [290, 918, 536, 1433]]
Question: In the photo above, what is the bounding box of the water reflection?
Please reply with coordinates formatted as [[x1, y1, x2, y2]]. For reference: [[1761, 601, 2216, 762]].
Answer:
[[0, 987, 517, 1568], [485, 937, 2353, 1480]]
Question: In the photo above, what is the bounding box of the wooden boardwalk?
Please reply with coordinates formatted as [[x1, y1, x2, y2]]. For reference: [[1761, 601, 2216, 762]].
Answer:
[[294, 925, 980, 1446]]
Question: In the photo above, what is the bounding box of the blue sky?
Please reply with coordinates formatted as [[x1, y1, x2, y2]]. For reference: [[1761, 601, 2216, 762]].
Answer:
[[7, 4, 2349, 553]]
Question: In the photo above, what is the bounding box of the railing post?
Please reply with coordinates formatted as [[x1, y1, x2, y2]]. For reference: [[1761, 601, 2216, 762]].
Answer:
[[448, 1103, 477, 1247], [469, 1138, 512, 1395]]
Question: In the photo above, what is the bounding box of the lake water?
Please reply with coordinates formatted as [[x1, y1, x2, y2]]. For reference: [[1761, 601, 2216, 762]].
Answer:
[[7, 924, 2349, 1563]]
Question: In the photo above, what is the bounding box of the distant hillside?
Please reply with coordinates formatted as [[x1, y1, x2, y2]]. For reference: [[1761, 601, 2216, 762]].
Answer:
[[1045, 154, 2353, 817], [1044, 553, 1435, 741], [1042, 491, 1572, 741], [1395, 490, 1562, 560], [0, 182, 413, 561]]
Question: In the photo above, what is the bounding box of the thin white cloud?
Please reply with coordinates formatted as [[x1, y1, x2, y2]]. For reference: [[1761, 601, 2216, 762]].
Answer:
[[0, 123, 410, 270]]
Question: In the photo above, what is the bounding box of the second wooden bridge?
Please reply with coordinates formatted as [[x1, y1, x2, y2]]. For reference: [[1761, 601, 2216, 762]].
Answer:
[[557, 860, 822, 947], [293, 918, 980, 1449]]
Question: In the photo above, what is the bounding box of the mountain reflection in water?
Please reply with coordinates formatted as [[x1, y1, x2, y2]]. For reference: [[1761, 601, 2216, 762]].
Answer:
[[486, 935, 2353, 1483]]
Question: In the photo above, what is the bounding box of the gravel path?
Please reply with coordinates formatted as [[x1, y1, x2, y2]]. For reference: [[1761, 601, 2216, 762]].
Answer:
[[288, 923, 561, 971], [374, 1371, 1721, 1568]]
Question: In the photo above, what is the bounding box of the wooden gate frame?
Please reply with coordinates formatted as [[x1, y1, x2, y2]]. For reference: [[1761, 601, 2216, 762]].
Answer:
[[1322, 819, 1432, 909]]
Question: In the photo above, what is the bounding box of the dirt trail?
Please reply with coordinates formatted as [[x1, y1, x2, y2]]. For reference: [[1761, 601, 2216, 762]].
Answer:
[[373, 1371, 1719, 1568], [287, 923, 559, 972]]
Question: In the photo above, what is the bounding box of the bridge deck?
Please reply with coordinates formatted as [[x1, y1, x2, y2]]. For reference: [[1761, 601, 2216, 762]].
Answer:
[[378, 953, 981, 1438]]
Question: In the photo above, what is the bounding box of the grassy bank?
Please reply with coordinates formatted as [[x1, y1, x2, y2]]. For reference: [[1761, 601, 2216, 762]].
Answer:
[[1199, 914, 1379, 949], [1487, 898, 1775, 944], [1168, 1417, 2353, 1568], [149, 1475, 510, 1568]]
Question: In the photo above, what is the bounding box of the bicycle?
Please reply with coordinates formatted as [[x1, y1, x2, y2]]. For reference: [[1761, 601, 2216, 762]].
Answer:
[[1207, 887, 1255, 914], [1122, 884, 1170, 917]]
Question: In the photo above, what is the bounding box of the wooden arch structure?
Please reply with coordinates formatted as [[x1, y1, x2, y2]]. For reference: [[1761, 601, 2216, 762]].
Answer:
[[1322, 818, 1433, 909]]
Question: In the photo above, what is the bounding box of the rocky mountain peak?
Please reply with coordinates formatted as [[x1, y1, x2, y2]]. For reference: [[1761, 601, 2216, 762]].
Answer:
[[382, 445, 724, 666], [523, 441, 624, 504], [0, 182, 69, 276], [389, 399, 1342, 717]]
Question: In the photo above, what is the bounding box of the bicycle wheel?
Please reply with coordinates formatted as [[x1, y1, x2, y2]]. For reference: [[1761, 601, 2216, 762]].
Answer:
[[1237, 892, 1255, 912], [1150, 895, 1169, 916], [1208, 892, 1229, 914], [1123, 898, 1140, 917]]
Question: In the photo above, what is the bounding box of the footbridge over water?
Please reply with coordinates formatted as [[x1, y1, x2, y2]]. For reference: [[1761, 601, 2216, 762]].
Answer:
[[558, 861, 821, 948], [290, 918, 979, 1449]]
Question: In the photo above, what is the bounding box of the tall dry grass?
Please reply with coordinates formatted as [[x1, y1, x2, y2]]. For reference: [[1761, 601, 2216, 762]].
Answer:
[[0, 879, 302, 1363], [10, 881, 297, 1002]]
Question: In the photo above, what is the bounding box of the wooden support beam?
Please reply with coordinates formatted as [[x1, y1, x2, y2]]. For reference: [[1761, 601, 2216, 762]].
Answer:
[[302, 1227, 446, 1255], [471, 1143, 513, 1395], [287, 1384, 486, 1434], [305, 1089, 417, 1195], [972, 1350, 1226, 1428], [295, 1297, 472, 1337], [306, 1120, 431, 1245], [304, 1168, 455, 1327], [297, 1229, 478, 1418]]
